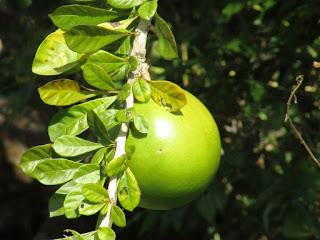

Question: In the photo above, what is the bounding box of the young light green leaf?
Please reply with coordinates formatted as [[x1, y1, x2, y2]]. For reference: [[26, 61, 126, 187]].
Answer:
[[32, 159, 84, 185], [86, 50, 127, 74], [132, 77, 151, 103], [79, 200, 106, 216], [110, 65, 128, 82], [83, 63, 117, 90], [117, 83, 131, 101], [111, 204, 126, 227], [128, 56, 138, 71], [125, 145, 135, 160], [38, 79, 105, 106], [115, 109, 133, 123], [32, 29, 82, 76], [138, 0, 157, 20], [64, 25, 132, 53], [82, 183, 109, 203], [107, 0, 144, 9], [49, 5, 120, 31], [48, 96, 117, 142], [64, 229, 85, 240], [20, 144, 54, 176], [106, 155, 126, 177], [117, 167, 140, 211], [133, 113, 149, 134], [154, 14, 178, 59], [96, 227, 116, 240], [148, 80, 187, 112], [53, 135, 104, 157]]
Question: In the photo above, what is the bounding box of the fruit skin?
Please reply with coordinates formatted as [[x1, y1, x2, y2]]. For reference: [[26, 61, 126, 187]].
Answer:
[[126, 91, 221, 210]]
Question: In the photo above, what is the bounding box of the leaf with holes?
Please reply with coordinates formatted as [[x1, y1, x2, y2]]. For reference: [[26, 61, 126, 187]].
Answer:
[[79, 200, 106, 216], [82, 183, 109, 203]]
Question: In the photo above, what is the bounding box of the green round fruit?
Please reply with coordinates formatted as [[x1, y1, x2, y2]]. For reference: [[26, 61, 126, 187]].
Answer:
[[126, 91, 221, 210]]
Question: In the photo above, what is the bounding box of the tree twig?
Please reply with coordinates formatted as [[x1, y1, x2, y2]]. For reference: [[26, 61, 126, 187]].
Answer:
[[98, 18, 152, 229], [285, 75, 320, 169]]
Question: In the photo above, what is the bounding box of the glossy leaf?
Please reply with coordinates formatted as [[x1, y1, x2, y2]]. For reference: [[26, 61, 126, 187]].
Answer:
[[38, 79, 104, 106], [82, 183, 109, 203], [133, 113, 149, 134], [32, 159, 84, 185], [154, 14, 178, 59], [106, 155, 126, 177], [49, 5, 119, 31], [86, 50, 127, 74], [138, 0, 157, 20], [117, 167, 140, 211], [148, 80, 187, 112], [20, 144, 54, 176], [32, 29, 81, 76], [83, 63, 117, 90], [132, 77, 151, 103], [53, 135, 104, 157], [64, 25, 132, 53], [96, 227, 116, 240], [79, 200, 106, 216], [117, 83, 131, 101], [107, 0, 144, 9], [48, 96, 117, 142], [115, 109, 133, 123]]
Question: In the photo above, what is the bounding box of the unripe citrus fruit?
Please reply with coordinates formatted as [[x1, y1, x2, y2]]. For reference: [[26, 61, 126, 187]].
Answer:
[[126, 91, 221, 210]]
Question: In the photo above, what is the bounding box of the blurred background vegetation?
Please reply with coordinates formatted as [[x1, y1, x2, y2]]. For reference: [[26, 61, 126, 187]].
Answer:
[[1, 0, 320, 239]]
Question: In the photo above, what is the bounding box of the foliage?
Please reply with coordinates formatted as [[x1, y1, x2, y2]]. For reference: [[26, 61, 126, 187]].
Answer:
[[1, 0, 320, 239]]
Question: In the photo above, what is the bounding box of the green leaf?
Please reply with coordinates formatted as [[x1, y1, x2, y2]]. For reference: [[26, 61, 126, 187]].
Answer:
[[87, 110, 110, 139], [98, 109, 119, 130], [82, 183, 109, 203], [132, 77, 151, 103], [115, 109, 133, 123], [138, 0, 157, 20], [32, 29, 82, 76], [79, 200, 106, 216], [64, 229, 85, 240], [117, 83, 131, 101], [53, 136, 104, 157], [107, 0, 144, 9], [124, 145, 135, 160], [117, 167, 140, 211], [32, 159, 84, 185], [87, 50, 127, 74], [154, 14, 178, 59], [20, 144, 54, 176], [38, 79, 105, 106], [106, 155, 126, 177], [111, 204, 126, 227], [49, 191, 67, 217], [49, 5, 120, 31], [133, 113, 149, 134], [128, 56, 138, 71], [48, 96, 117, 142], [147, 80, 187, 112], [83, 63, 117, 90], [96, 227, 116, 240], [54, 231, 96, 240], [64, 25, 132, 53], [110, 65, 128, 82]]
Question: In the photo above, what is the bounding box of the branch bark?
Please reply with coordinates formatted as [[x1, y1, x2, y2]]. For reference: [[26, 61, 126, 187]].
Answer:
[[99, 18, 151, 229]]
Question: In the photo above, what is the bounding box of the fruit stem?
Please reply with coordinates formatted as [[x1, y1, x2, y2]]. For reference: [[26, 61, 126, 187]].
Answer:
[[98, 17, 152, 229]]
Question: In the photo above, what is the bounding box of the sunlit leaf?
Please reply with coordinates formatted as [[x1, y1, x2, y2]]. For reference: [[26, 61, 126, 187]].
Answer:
[[111, 204, 126, 227], [117, 83, 131, 101], [132, 77, 151, 103], [64, 25, 132, 53], [107, 0, 144, 9], [82, 183, 109, 203], [115, 109, 133, 123], [138, 0, 157, 20], [49, 5, 120, 31], [128, 56, 138, 71], [117, 167, 140, 211], [32, 29, 82, 76], [87, 110, 110, 139], [38, 79, 105, 106], [48, 96, 117, 142], [53, 135, 104, 157], [147, 80, 187, 112], [133, 113, 149, 134], [154, 14, 178, 59], [96, 227, 116, 240], [79, 200, 106, 216], [83, 63, 117, 90], [106, 155, 126, 177], [64, 229, 85, 240]]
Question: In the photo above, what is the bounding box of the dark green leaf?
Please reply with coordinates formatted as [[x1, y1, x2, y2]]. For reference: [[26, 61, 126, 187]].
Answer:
[[117, 167, 140, 211], [111, 204, 126, 227], [38, 79, 105, 106], [106, 155, 126, 177], [107, 0, 144, 9], [83, 63, 117, 90], [48, 96, 116, 142], [49, 5, 120, 31], [53, 135, 104, 157], [138, 0, 157, 20], [154, 14, 178, 59], [132, 77, 151, 103], [87, 110, 110, 139], [64, 25, 132, 53], [148, 80, 187, 112]]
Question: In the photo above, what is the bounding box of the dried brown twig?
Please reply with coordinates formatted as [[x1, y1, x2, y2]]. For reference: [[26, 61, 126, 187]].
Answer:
[[285, 75, 320, 169]]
